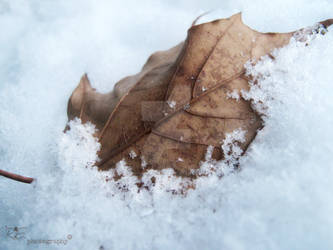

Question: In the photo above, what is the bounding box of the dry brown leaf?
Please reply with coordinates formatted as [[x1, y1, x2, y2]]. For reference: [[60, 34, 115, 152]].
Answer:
[[66, 13, 333, 178]]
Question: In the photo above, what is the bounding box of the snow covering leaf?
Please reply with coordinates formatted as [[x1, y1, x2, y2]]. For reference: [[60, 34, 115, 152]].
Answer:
[[67, 13, 333, 177]]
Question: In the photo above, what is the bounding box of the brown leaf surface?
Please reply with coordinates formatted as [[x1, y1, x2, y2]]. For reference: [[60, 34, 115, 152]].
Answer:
[[67, 13, 333, 177]]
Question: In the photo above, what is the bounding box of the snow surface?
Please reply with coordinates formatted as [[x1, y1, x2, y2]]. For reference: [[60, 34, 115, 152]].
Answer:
[[1, 0, 333, 249]]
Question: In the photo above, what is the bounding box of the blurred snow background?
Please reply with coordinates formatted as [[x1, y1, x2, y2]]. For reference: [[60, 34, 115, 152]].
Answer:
[[1, 0, 333, 249]]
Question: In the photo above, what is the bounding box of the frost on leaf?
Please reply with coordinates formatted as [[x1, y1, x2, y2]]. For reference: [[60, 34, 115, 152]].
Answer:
[[227, 90, 241, 101], [66, 13, 333, 179], [129, 150, 137, 159], [167, 100, 176, 109]]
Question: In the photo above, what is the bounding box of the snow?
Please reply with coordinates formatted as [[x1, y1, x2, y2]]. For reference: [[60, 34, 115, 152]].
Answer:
[[129, 150, 137, 159], [167, 100, 176, 109], [59, 118, 101, 170], [1, 1, 333, 250], [227, 89, 241, 100]]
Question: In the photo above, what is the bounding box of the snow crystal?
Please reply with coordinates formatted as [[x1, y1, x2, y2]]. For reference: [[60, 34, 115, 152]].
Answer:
[[183, 103, 190, 110], [195, 130, 246, 177], [141, 156, 147, 169], [129, 150, 137, 159], [227, 89, 241, 100], [167, 100, 176, 109], [221, 129, 246, 165], [59, 118, 100, 170], [205, 145, 214, 161]]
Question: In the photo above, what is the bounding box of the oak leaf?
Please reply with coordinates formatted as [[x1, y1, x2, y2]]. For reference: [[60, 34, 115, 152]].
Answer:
[[66, 13, 333, 178]]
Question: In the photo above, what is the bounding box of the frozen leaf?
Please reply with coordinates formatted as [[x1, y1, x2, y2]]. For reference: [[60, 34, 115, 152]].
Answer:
[[66, 13, 333, 178]]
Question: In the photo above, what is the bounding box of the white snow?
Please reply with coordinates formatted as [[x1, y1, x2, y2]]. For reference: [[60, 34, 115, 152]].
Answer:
[[227, 89, 241, 100], [167, 100, 176, 109], [59, 118, 101, 170], [1, 1, 333, 250], [129, 150, 137, 159]]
